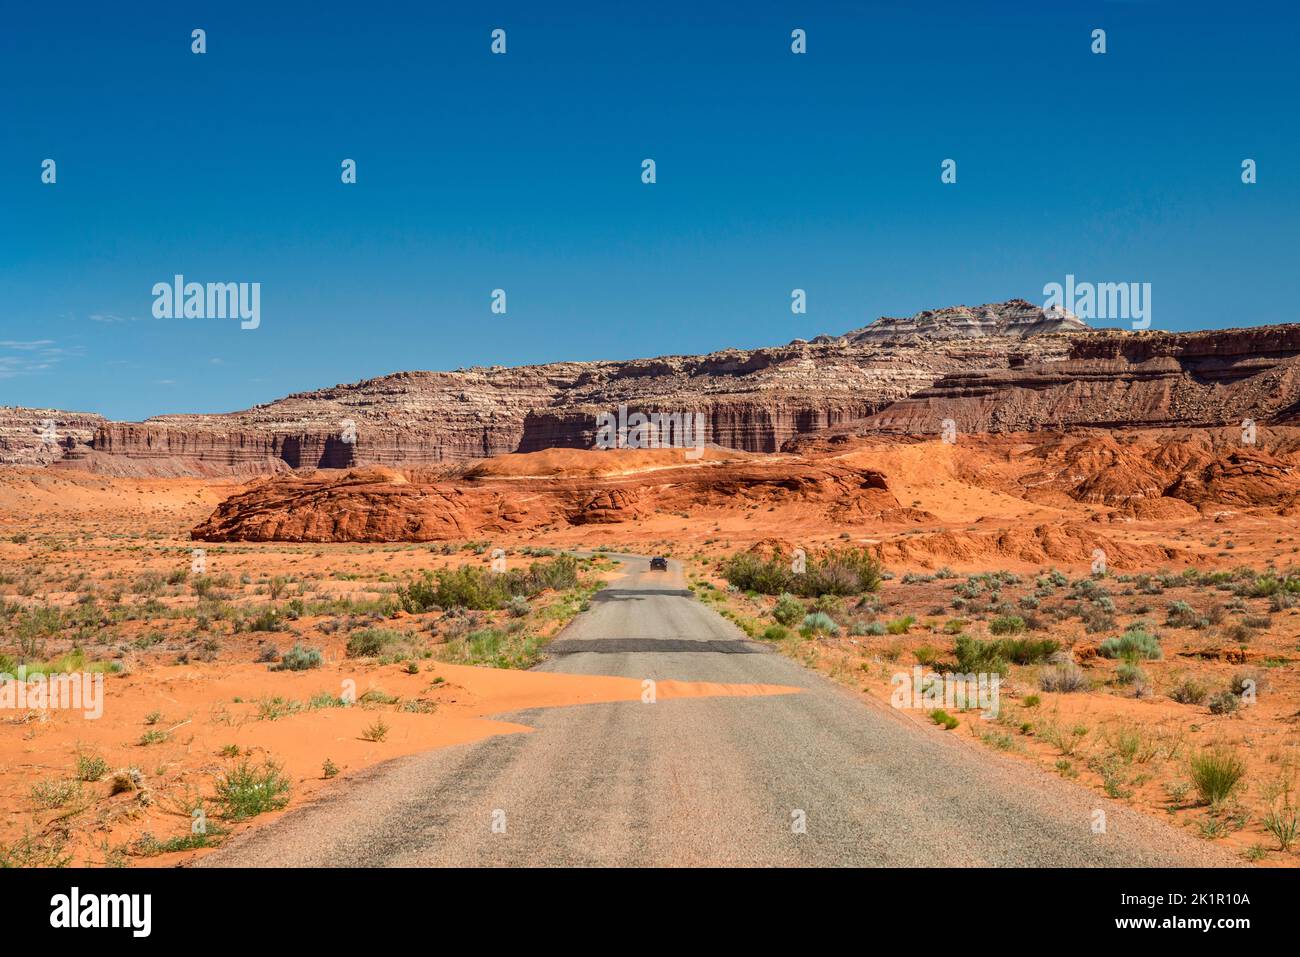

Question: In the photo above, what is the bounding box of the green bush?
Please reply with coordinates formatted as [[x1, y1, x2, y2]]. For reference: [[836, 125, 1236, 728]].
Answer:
[[1098, 626, 1163, 661], [214, 759, 291, 820], [993, 637, 1059, 664], [989, 615, 1026, 636], [721, 548, 882, 598], [799, 612, 840, 637], [398, 555, 582, 612], [761, 625, 789, 642], [954, 636, 1007, 674], [772, 593, 803, 627], [273, 643, 322, 671]]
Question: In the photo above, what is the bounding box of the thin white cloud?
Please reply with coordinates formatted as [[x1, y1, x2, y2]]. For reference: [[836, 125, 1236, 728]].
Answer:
[[0, 340, 68, 379]]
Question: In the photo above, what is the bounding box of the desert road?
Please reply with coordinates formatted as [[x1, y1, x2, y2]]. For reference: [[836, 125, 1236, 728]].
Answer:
[[205, 556, 1235, 867]]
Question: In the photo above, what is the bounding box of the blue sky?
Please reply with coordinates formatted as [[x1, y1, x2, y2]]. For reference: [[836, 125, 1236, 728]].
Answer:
[[1, 0, 1296, 420]]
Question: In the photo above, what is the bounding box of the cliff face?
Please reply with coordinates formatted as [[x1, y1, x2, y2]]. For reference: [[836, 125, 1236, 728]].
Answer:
[[69, 312, 1082, 473], [849, 325, 1300, 437], [0, 407, 105, 466], [14, 299, 1300, 476]]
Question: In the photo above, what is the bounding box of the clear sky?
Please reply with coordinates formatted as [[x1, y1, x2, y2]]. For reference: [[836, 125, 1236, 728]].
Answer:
[[1, 0, 1296, 421]]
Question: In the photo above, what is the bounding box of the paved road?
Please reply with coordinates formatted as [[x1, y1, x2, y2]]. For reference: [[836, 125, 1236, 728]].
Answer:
[[206, 556, 1235, 867]]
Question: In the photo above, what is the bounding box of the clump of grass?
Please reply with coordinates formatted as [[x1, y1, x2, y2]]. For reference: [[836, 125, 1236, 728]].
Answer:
[[256, 696, 303, 720], [214, 759, 291, 820], [1188, 747, 1246, 805], [929, 708, 959, 730], [761, 624, 789, 642], [1264, 803, 1298, 851], [885, 615, 915, 635], [361, 718, 389, 742]]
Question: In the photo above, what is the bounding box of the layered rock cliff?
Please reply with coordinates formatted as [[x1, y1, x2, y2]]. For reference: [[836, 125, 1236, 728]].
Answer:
[[0, 407, 105, 467], [12, 299, 1300, 476]]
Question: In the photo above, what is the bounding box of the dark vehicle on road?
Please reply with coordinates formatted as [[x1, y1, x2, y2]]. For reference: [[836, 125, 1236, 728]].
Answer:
[[650, 556, 669, 570]]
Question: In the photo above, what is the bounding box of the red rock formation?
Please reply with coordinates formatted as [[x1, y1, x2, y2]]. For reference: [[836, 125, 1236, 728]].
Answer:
[[190, 453, 903, 543]]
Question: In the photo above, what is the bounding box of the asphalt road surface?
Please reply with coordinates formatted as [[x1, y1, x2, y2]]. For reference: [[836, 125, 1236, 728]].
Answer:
[[206, 555, 1235, 867]]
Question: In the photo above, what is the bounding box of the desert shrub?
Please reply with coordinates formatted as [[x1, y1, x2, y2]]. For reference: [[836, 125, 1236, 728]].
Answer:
[[953, 635, 1056, 671], [1230, 668, 1266, 699], [1268, 591, 1297, 612], [75, 754, 108, 782], [1189, 748, 1246, 805], [772, 593, 804, 627], [214, 759, 291, 820], [398, 555, 580, 613], [722, 548, 881, 598], [1169, 678, 1208, 705], [761, 625, 789, 642], [720, 553, 793, 595], [807, 548, 883, 595], [1115, 661, 1146, 686], [1098, 626, 1163, 660], [273, 643, 322, 672], [30, 779, 81, 810], [1166, 600, 1206, 629], [799, 612, 840, 637], [505, 596, 531, 618], [1081, 608, 1117, 634], [994, 637, 1059, 664], [243, 607, 286, 633], [345, 627, 402, 658], [989, 615, 1025, 636], [1208, 690, 1241, 715], [953, 636, 1006, 674], [1039, 662, 1088, 693], [13, 605, 61, 661]]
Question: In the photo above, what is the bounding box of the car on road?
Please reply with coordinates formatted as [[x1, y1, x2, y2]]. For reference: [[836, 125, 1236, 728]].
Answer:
[[649, 556, 669, 570]]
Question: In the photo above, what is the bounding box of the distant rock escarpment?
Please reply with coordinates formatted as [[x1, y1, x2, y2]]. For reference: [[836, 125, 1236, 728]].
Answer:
[[0, 407, 105, 467], [833, 324, 1300, 439], [13, 299, 1300, 476]]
